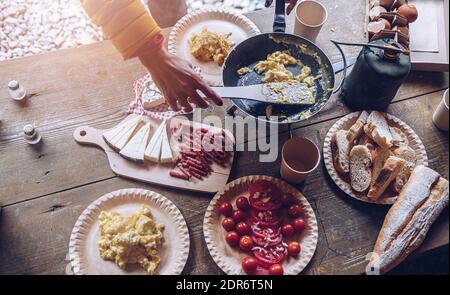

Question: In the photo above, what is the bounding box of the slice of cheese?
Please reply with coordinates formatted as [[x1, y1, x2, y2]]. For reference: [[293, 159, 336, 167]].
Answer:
[[160, 125, 173, 164], [119, 123, 152, 163], [144, 121, 165, 163], [103, 116, 143, 151]]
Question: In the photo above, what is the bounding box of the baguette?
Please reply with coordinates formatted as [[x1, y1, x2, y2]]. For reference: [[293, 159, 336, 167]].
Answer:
[[349, 145, 372, 192], [368, 156, 406, 200], [392, 146, 416, 193], [347, 111, 369, 143], [390, 127, 409, 147], [368, 166, 448, 274], [364, 111, 393, 149], [371, 147, 393, 186], [332, 130, 352, 174]]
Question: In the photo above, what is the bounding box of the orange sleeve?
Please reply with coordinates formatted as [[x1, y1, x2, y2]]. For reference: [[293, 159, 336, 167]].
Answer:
[[81, 0, 161, 59]]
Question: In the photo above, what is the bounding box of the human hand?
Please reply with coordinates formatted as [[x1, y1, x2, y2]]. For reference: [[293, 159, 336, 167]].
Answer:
[[265, 0, 298, 15], [139, 47, 223, 112]]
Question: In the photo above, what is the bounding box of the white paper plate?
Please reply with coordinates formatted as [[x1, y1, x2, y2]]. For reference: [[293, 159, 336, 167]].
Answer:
[[168, 9, 260, 86], [203, 175, 318, 275], [323, 111, 428, 205], [69, 188, 189, 275]]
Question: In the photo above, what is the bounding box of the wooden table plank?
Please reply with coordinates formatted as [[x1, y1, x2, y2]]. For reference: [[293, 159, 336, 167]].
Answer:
[[1, 90, 447, 275]]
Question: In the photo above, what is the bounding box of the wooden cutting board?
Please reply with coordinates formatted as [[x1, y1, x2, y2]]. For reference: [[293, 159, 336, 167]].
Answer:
[[73, 115, 234, 193]]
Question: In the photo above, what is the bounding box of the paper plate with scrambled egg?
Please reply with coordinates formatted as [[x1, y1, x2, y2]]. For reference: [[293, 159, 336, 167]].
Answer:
[[69, 189, 189, 275], [168, 9, 260, 86]]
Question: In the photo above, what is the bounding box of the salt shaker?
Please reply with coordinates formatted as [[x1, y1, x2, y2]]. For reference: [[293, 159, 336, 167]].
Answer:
[[8, 80, 27, 101], [23, 124, 42, 145]]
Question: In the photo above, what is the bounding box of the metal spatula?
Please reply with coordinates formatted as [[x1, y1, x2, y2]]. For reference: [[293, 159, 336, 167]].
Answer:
[[208, 82, 316, 105]]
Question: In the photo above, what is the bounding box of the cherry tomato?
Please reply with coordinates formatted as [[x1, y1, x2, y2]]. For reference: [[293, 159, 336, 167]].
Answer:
[[287, 242, 301, 256], [235, 222, 251, 236], [219, 202, 233, 217], [281, 193, 295, 206], [232, 210, 246, 223], [288, 204, 302, 218], [239, 235, 254, 252], [293, 218, 306, 233], [241, 257, 258, 274], [222, 218, 235, 232], [225, 231, 239, 247], [235, 196, 250, 211], [268, 264, 284, 275], [281, 224, 295, 237]]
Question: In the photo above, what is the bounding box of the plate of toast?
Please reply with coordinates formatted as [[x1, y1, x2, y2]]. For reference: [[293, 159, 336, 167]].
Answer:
[[323, 111, 428, 205]]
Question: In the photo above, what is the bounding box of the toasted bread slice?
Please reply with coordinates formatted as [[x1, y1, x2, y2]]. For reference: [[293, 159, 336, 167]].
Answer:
[[364, 111, 393, 149], [371, 147, 393, 186], [349, 145, 373, 192], [390, 127, 409, 148], [347, 111, 370, 143], [368, 156, 406, 200], [332, 130, 352, 174], [392, 146, 416, 193]]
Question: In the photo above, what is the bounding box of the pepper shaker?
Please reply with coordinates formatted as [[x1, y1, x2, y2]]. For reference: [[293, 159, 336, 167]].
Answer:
[[23, 124, 42, 145], [8, 80, 27, 102]]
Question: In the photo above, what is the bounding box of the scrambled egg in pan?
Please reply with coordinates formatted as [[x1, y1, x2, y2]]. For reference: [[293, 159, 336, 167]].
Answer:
[[189, 28, 233, 66], [98, 206, 165, 275]]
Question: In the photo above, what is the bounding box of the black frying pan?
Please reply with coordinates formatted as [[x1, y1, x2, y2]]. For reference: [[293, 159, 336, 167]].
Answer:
[[222, 0, 346, 124]]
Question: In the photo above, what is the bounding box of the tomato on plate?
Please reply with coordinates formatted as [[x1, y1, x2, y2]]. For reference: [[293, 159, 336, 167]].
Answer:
[[288, 204, 302, 218], [235, 196, 250, 211], [231, 210, 246, 223], [239, 235, 254, 252], [241, 257, 258, 274], [287, 241, 301, 256], [219, 202, 233, 217], [293, 217, 306, 233], [251, 224, 281, 240], [250, 209, 281, 227], [251, 233, 282, 247], [222, 218, 235, 231], [268, 264, 284, 275], [225, 231, 239, 247], [253, 244, 286, 266], [235, 222, 251, 236], [281, 224, 295, 237], [248, 180, 282, 211]]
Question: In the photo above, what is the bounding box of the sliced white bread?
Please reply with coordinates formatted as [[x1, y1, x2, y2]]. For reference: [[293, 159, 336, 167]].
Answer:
[[368, 156, 406, 200], [371, 147, 393, 187], [368, 166, 448, 274], [390, 127, 409, 147], [332, 130, 352, 174], [347, 111, 370, 143], [349, 145, 373, 192], [392, 146, 416, 193], [364, 111, 393, 149]]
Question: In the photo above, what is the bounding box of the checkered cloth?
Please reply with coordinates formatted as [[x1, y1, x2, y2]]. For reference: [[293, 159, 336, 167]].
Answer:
[[127, 67, 203, 120]]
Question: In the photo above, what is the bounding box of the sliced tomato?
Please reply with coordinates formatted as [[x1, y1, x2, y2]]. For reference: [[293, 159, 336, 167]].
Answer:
[[248, 180, 282, 211], [250, 208, 281, 227], [253, 244, 286, 267], [250, 223, 281, 239], [251, 233, 283, 247]]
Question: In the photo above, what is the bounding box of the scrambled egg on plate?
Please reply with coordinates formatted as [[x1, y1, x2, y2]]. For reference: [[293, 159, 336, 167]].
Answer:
[[189, 28, 233, 66], [98, 205, 165, 275]]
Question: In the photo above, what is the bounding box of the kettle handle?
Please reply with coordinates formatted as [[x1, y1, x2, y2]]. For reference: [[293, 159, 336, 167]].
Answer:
[[331, 40, 348, 94], [273, 0, 286, 33]]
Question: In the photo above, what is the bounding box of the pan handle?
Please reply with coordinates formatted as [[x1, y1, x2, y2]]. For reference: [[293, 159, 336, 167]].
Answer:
[[273, 0, 286, 33], [330, 40, 348, 94]]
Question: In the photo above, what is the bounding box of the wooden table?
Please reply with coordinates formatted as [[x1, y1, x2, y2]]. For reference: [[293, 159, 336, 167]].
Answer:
[[0, 1, 448, 275]]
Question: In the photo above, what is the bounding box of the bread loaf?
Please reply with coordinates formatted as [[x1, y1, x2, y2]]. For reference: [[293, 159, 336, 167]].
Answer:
[[332, 130, 352, 174], [368, 156, 406, 200], [392, 146, 416, 193], [371, 147, 393, 186], [347, 111, 369, 143], [368, 166, 448, 274], [364, 111, 393, 149]]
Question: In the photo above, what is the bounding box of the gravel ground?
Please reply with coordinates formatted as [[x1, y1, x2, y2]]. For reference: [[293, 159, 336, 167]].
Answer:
[[0, 0, 265, 61]]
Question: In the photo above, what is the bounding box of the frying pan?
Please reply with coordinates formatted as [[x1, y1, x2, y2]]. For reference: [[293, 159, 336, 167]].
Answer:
[[222, 0, 347, 125]]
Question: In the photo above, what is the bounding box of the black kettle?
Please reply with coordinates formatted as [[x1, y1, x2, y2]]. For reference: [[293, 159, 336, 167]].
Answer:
[[333, 39, 411, 110]]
